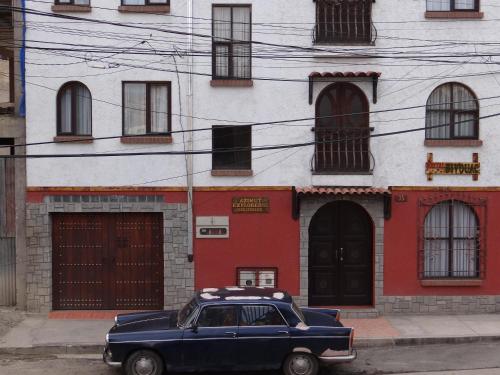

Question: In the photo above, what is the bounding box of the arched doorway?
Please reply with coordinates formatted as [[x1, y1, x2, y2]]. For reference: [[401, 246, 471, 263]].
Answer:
[[308, 201, 373, 306], [315, 82, 370, 172]]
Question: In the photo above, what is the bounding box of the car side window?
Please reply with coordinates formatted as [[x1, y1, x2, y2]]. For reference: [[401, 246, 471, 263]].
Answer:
[[197, 306, 238, 327], [240, 305, 286, 326]]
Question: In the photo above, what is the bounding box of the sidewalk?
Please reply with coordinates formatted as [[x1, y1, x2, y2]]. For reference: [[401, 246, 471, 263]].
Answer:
[[0, 311, 500, 354]]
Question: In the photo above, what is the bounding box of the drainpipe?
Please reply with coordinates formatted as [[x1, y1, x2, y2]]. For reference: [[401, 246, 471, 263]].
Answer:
[[186, 0, 194, 262]]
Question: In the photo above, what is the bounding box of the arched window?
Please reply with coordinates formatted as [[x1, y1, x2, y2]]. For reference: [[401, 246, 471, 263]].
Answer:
[[314, 83, 370, 172], [425, 83, 478, 140], [57, 82, 92, 136], [424, 200, 479, 278]]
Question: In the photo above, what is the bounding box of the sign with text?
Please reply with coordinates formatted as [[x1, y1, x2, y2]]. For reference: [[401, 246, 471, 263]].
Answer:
[[426, 153, 480, 181], [232, 197, 270, 213]]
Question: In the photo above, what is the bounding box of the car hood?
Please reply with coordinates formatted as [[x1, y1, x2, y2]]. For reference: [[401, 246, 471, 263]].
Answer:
[[112, 310, 179, 333]]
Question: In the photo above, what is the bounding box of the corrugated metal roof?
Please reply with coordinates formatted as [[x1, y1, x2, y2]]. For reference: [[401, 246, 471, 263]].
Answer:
[[309, 71, 381, 78], [296, 187, 390, 196]]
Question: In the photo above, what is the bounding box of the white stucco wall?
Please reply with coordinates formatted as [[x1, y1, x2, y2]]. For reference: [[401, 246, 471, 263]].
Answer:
[[25, 0, 500, 187]]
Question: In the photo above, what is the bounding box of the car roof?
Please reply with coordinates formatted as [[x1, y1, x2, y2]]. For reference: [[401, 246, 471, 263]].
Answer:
[[195, 287, 292, 304]]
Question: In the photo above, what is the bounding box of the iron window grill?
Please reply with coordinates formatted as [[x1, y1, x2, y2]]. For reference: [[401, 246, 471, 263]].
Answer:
[[418, 194, 486, 279], [313, 0, 376, 45]]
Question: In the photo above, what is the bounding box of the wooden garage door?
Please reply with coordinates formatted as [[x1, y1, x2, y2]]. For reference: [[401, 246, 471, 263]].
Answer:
[[52, 213, 164, 310]]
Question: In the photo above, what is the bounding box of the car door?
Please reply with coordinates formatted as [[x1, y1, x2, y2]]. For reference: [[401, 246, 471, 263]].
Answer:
[[237, 304, 291, 370], [182, 304, 239, 371]]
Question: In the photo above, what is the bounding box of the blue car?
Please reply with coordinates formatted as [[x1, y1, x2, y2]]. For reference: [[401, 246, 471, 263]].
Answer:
[[103, 287, 356, 375]]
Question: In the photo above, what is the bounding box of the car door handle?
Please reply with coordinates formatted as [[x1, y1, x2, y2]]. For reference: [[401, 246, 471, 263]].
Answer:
[[277, 330, 289, 335], [224, 331, 237, 338]]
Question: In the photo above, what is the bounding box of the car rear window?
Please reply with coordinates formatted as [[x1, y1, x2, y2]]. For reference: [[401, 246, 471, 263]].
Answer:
[[240, 305, 286, 326]]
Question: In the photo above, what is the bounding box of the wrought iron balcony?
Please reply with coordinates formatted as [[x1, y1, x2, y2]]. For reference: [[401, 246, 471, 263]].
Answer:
[[313, 0, 376, 45], [312, 127, 374, 174]]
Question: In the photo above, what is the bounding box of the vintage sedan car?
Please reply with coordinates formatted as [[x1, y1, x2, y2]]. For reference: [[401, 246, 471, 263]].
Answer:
[[103, 287, 356, 375]]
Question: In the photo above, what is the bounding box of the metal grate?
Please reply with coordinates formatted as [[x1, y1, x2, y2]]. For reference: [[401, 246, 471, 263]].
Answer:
[[418, 195, 486, 279], [313, 0, 375, 44], [313, 127, 372, 173]]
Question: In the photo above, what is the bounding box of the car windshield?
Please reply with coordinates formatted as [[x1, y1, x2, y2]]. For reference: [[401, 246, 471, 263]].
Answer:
[[292, 301, 306, 323], [178, 298, 198, 327]]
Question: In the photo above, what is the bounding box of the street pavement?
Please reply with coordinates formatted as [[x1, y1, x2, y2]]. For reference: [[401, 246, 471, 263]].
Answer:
[[1, 342, 500, 375], [3, 313, 500, 350]]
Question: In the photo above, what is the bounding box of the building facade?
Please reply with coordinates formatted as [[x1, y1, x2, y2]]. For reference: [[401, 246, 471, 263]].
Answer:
[[23, 0, 500, 315], [0, 0, 26, 308]]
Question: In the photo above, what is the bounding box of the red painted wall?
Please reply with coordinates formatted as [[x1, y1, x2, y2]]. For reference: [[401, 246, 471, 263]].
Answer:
[[194, 189, 300, 295], [385, 189, 500, 295]]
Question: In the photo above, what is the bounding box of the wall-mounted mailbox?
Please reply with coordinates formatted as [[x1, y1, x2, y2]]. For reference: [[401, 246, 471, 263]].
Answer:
[[196, 216, 229, 239]]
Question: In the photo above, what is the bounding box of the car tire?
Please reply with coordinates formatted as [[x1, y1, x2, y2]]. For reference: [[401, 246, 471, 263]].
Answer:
[[125, 350, 164, 375], [283, 352, 319, 375]]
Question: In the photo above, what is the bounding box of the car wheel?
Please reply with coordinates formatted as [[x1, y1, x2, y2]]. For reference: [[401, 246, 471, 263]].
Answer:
[[125, 350, 164, 375], [283, 352, 319, 375]]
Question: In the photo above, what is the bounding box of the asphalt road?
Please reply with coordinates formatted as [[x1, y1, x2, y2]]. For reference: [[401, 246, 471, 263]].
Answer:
[[1, 342, 500, 375]]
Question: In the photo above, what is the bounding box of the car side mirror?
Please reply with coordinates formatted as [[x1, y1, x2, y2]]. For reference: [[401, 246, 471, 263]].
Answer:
[[190, 323, 198, 333]]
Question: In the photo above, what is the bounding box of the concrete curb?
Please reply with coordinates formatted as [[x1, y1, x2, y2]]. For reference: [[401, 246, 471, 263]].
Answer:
[[1, 335, 500, 355], [355, 334, 500, 348]]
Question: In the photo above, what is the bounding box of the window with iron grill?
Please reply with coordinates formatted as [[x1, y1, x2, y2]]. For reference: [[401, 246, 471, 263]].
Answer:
[[314, 0, 373, 44], [419, 197, 486, 279], [426, 0, 479, 11], [212, 5, 251, 80]]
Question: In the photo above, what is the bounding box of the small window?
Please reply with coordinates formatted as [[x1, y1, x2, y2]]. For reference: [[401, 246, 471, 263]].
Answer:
[[212, 125, 251, 170], [427, 0, 479, 11], [55, 0, 90, 5], [423, 200, 479, 278], [212, 5, 251, 80], [425, 83, 479, 140], [121, 0, 168, 4], [197, 306, 238, 327], [123, 82, 171, 136], [238, 268, 277, 288], [57, 82, 92, 136], [240, 305, 286, 326]]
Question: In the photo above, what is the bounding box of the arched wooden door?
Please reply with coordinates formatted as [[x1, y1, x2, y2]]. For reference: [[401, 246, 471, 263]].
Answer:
[[308, 201, 373, 306], [315, 83, 370, 172]]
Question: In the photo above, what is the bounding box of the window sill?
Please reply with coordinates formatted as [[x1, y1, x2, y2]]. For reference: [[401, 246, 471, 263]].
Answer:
[[210, 80, 253, 88], [120, 135, 172, 144], [118, 5, 170, 13], [425, 139, 483, 147], [425, 11, 484, 19], [211, 169, 253, 177], [53, 136, 94, 144], [51, 5, 92, 12], [421, 279, 483, 287]]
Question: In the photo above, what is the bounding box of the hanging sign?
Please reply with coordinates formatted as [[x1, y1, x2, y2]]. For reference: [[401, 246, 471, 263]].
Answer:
[[426, 153, 480, 181], [232, 197, 270, 213]]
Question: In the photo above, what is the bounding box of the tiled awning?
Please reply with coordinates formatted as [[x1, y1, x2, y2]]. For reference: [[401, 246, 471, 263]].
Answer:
[[296, 187, 390, 196], [292, 186, 392, 220], [308, 71, 382, 105]]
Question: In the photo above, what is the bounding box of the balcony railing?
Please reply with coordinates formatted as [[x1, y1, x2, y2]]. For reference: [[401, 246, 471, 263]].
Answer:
[[313, 127, 373, 173], [313, 0, 376, 44]]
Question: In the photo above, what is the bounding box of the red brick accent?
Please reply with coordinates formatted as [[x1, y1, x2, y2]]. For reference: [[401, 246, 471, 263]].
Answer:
[[421, 279, 483, 287], [53, 135, 94, 144], [424, 139, 483, 147], [51, 5, 92, 12], [425, 11, 484, 19], [210, 80, 254, 88], [211, 169, 253, 177], [48, 310, 146, 320], [118, 5, 170, 13], [120, 136, 173, 144]]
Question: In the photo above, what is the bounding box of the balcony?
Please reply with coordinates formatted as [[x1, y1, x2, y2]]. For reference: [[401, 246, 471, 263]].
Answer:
[[313, 0, 376, 45], [312, 127, 373, 174]]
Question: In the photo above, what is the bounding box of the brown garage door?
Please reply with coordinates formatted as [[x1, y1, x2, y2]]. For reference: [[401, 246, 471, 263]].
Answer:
[[52, 213, 164, 310]]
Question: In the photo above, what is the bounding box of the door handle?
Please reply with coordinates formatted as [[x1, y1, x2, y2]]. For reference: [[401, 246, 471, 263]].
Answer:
[[224, 331, 237, 338], [277, 330, 289, 335], [340, 247, 344, 262]]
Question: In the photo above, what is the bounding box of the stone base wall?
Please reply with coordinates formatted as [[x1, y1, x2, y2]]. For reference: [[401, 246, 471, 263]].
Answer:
[[378, 295, 500, 315], [26, 197, 193, 313]]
